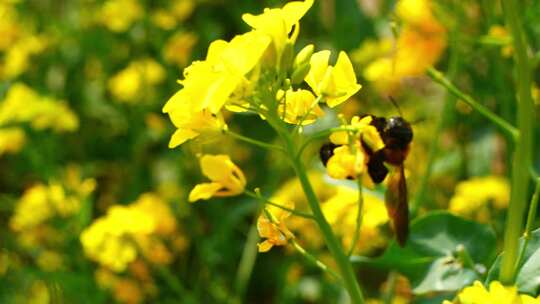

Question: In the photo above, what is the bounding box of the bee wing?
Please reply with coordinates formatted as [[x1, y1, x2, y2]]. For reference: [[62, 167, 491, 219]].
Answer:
[[385, 165, 409, 247]]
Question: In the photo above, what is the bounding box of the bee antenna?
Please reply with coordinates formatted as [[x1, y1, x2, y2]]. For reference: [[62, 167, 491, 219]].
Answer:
[[387, 96, 403, 117]]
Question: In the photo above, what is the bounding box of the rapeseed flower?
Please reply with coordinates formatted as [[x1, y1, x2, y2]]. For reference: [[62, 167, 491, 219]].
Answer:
[[99, 0, 143, 33], [0, 83, 78, 132], [242, 0, 314, 63], [0, 127, 25, 155], [108, 59, 166, 103], [163, 32, 198, 67], [305, 51, 361, 107], [449, 176, 510, 222], [325, 116, 384, 180], [443, 281, 540, 304], [257, 199, 295, 252], [277, 88, 323, 125], [81, 193, 178, 272], [188, 154, 246, 202], [363, 0, 446, 93]]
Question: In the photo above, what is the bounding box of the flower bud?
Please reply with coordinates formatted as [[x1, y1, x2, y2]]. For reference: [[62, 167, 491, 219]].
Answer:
[[293, 44, 314, 69], [290, 63, 311, 85], [280, 42, 295, 72]]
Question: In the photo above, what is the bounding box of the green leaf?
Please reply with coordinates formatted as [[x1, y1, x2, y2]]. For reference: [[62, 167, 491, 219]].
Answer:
[[352, 211, 497, 295]]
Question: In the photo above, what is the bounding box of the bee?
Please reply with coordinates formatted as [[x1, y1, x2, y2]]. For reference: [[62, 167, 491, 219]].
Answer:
[[320, 114, 413, 247]]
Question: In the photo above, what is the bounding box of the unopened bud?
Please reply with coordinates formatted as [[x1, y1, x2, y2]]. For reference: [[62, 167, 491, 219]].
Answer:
[[294, 44, 314, 69], [291, 63, 311, 85], [280, 42, 295, 72]]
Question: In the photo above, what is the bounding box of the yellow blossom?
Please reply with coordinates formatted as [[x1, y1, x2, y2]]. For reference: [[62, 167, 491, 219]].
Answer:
[[108, 59, 166, 103], [322, 187, 389, 253], [257, 199, 295, 252], [364, 0, 446, 93], [0, 2, 22, 51], [277, 88, 324, 125], [1, 34, 48, 80], [166, 104, 225, 148], [163, 32, 198, 67], [242, 0, 314, 60], [329, 115, 384, 151], [171, 0, 195, 22], [449, 176, 510, 222], [487, 25, 513, 57], [446, 281, 540, 304], [0, 83, 78, 132], [163, 31, 270, 115], [0, 127, 25, 155], [189, 154, 246, 202], [99, 0, 143, 33], [151, 9, 178, 30], [305, 50, 361, 107]]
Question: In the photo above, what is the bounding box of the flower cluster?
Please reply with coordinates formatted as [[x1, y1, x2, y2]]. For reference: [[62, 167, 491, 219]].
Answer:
[[360, 0, 447, 93], [108, 58, 166, 103], [80, 193, 181, 272], [448, 176, 510, 222], [444, 281, 540, 304], [162, 0, 361, 148]]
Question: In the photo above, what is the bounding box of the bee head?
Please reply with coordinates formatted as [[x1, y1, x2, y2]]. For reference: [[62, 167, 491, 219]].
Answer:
[[383, 117, 413, 150]]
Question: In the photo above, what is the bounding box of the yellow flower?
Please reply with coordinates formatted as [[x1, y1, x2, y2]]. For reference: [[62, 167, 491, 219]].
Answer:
[[171, 0, 195, 22], [10, 185, 53, 232], [188, 154, 246, 202], [151, 9, 178, 30], [166, 103, 225, 148], [99, 0, 143, 32], [325, 116, 384, 181], [242, 0, 314, 60], [0, 83, 78, 132], [163, 32, 198, 67], [449, 176, 510, 222], [322, 187, 389, 253], [1, 34, 48, 80], [487, 25, 513, 57], [364, 0, 446, 93], [163, 31, 270, 115], [0, 2, 22, 51], [448, 281, 540, 304], [0, 127, 25, 155], [108, 59, 166, 103], [257, 199, 295, 252], [277, 88, 324, 125], [305, 51, 361, 107]]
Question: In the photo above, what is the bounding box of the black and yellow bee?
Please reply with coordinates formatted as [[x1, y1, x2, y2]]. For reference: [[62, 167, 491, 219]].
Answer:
[[320, 114, 413, 246]]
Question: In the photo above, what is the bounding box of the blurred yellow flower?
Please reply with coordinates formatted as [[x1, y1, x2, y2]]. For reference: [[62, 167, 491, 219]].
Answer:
[[81, 193, 179, 272], [1, 34, 48, 80], [305, 51, 361, 107], [171, 0, 195, 22], [0, 83, 78, 132], [242, 0, 314, 60], [0, 127, 25, 155], [322, 187, 389, 253], [189, 154, 246, 202], [364, 0, 446, 93], [449, 176, 510, 222], [444, 281, 540, 304], [277, 88, 323, 125], [0, 2, 22, 51], [108, 59, 166, 103], [151, 9, 178, 30], [487, 25, 513, 57], [163, 32, 198, 67], [10, 166, 95, 232], [99, 0, 143, 32], [257, 199, 295, 252]]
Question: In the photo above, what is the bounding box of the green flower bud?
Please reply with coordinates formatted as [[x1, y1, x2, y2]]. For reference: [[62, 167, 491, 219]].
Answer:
[[280, 42, 295, 72], [291, 63, 311, 85], [293, 44, 314, 69]]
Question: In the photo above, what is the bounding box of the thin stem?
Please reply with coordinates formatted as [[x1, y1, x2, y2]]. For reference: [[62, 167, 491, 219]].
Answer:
[[291, 239, 341, 280], [296, 126, 358, 158], [234, 209, 262, 301], [426, 67, 519, 141], [244, 189, 315, 219], [382, 272, 398, 304], [514, 178, 540, 276], [224, 128, 285, 153], [348, 177, 364, 256], [455, 245, 481, 277], [499, 0, 535, 284], [280, 131, 365, 304]]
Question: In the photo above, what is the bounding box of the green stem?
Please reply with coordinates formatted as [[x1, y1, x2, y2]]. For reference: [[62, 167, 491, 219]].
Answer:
[[514, 178, 540, 276], [455, 245, 481, 276], [224, 128, 285, 153], [281, 132, 365, 304], [234, 209, 261, 302], [244, 189, 315, 219], [499, 0, 535, 284], [291, 239, 340, 280], [348, 178, 364, 256], [426, 67, 519, 141]]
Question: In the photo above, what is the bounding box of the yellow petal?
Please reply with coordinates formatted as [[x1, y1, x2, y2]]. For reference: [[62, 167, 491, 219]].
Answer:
[[305, 50, 330, 93], [200, 154, 235, 182], [257, 240, 274, 253], [188, 183, 223, 202], [168, 129, 198, 148]]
